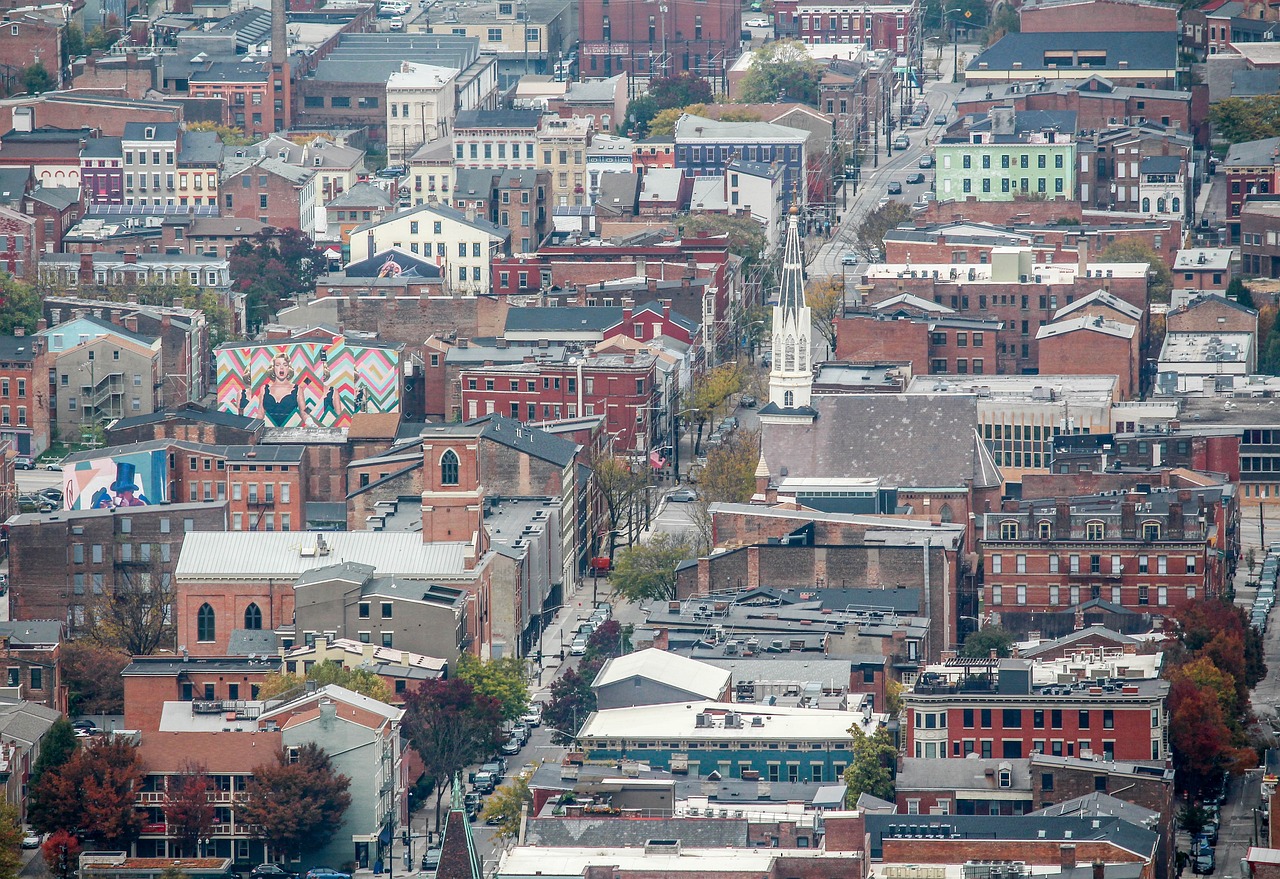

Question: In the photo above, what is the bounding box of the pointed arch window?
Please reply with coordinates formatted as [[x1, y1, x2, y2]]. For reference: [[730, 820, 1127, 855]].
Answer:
[[440, 449, 460, 486], [197, 603, 216, 643], [244, 603, 262, 630], [784, 391, 795, 408], [783, 335, 796, 370]]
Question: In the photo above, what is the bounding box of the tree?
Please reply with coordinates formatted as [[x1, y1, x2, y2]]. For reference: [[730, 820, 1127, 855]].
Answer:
[[1209, 95, 1280, 145], [164, 763, 215, 857], [1167, 675, 1254, 796], [63, 25, 87, 63], [61, 643, 128, 716], [1246, 547, 1258, 582], [986, 4, 1019, 43], [257, 660, 393, 703], [41, 831, 82, 879], [689, 429, 759, 549], [686, 361, 748, 455], [582, 619, 631, 664], [85, 22, 121, 51], [738, 40, 822, 106], [21, 64, 53, 95], [675, 214, 768, 264], [239, 743, 351, 860], [648, 104, 707, 137], [84, 569, 176, 656], [1098, 239, 1172, 303], [624, 95, 659, 138], [543, 659, 601, 744], [717, 107, 763, 123], [478, 774, 532, 839], [185, 121, 253, 147], [960, 625, 1015, 658], [0, 273, 42, 336], [228, 228, 324, 330], [805, 277, 844, 354], [650, 73, 714, 110], [454, 654, 529, 721], [850, 201, 912, 261], [401, 679, 504, 827], [610, 533, 692, 602], [592, 454, 650, 555], [1179, 804, 1210, 836], [28, 737, 146, 847], [842, 726, 897, 806], [31, 719, 77, 786], [1228, 277, 1256, 310], [0, 803, 21, 879]]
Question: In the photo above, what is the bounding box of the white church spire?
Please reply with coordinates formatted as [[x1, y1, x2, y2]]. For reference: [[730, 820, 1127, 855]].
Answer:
[[766, 204, 813, 413]]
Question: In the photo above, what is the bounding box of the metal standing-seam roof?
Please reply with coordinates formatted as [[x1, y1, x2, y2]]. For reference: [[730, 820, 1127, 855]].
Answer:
[[592, 648, 731, 698], [174, 531, 471, 580]]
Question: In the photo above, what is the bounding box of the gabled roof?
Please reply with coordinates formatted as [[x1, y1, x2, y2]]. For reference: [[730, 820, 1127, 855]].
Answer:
[[1225, 136, 1280, 168], [968, 31, 1177, 73], [1019, 625, 1136, 658], [352, 202, 507, 239], [1031, 791, 1161, 825], [1169, 292, 1256, 318], [436, 779, 482, 879], [592, 648, 730, 699], [1052, 289, 1143, 323], [870, 292, 955, 314], [1037, 315, 1136, 341]]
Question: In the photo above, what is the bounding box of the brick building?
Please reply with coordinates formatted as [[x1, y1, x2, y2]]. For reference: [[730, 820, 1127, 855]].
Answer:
[[1018, 0, 1178, 32], [0, 620, 67, 714], [0, 333, 51, 458], [81, 137, 124, 207], [1036, 316, 1140, 401], [0, 13, 61, 96], [774, 1, 914, 50], [835, 301, 1004, 376], [106, 404, 264, 447], [6, 502, 228, 635], [904, 656, 1170, 762], [1166, 294, 1257, 339], [458, 351, 658, 452], [578, 0, 741, 81], [222, 157, 316, 233], [1224, 137, 1280, 246], [452, 168, 549, 255], [979, 478, 1236, 620], [452, 108, 542, 170], [856, 248, 1149, 375]]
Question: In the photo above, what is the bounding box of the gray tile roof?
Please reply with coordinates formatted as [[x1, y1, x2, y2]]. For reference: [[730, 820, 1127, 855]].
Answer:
[[178, 129, 224, 165], [524, 817, 748, 848], [760, 393, 1001, 490], [479, 413, 578, 467], [0, 699, 60, 746], [227, 628, 279, 656], [1031, 792, 1161, 826], [123, 122, 181, 142], [0, 620, 63, 646], [1226, 137, 1280, 167], [897, 757, 1032, 792], [81, 136, 122, 158], [0, 168, 30, 206], [969, 32, 1177, 73], [1140, 155, 1182, 175], [866, 813, 1158, 860], [30, 186, 78, 211], [453, 107, 543, 130]]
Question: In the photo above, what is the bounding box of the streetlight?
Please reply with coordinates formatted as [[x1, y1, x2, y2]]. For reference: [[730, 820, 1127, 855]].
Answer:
[[943, 6, 971, 82]]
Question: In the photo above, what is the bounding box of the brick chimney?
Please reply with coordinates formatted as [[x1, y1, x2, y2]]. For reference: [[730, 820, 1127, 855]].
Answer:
[[124, 315, 138, 333], [78, 253, 94, 285], [123, 252, 138, 264], [1121, 494, 1138, 539], [1092, 862, 1105, 879], [1060, 845, 1077, 870]]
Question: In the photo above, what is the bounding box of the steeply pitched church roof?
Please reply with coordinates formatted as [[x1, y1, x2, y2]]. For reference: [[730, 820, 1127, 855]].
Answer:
[[436, 777, 482, 879]]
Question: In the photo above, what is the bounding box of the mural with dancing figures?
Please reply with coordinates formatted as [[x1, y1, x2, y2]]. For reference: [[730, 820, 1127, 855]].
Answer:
[[215, 339, 401, 428]]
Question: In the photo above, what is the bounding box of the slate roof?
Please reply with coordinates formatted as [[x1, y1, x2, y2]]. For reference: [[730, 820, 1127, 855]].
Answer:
[[0, 168, 30, 206], [1225, 137, 1280, 167], [896, 757, 1033, 792], [0, 620, 62, 646], [479, 413, 578, 467], [81, 136, 122, 158], [1140, 155, 1182, 175], [0, 700, 60, 745], [351, 202, 507, 238], [0, 336, 41, 362], [1019, 625, 1135, 658], [968, 31, 1177, 73], [122, 122, 181, 142], [30, 187, 79, 211], [227, 628, 278, 655], [1031, 791, 1161, 825], [504, 302, 697, 335], [108, 403, 261, 433], [760, 393, 1001, 490], [524, 817, 748, 848], [177, 129, 224, 165], [453, 107, 543, 130]]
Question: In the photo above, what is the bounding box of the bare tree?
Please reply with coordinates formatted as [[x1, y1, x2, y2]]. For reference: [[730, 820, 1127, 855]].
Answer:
[[84, 556, 176, 655]]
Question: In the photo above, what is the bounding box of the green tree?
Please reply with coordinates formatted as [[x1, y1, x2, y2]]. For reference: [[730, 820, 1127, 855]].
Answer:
[[228, 228, 324, 330], [582, 619, 632, 664], [805, 277, 844, 354], [454, 654, 529, 721], [610, 533, 692, 602], [1097, 239, 1172, 303], [650, 73, 714, 110], [960, 625, 1015, 658], [986, 4, 1019, 43], [686, 360, 749, 455], [0, 803, 21, 879], [842, 726, 897, 806], [675, 214, 767, 264], [239, 744, 351, 860], [738, 39, 822, 106], [63, 25, 87, 63], [850, 201, 912, 261], [478, 774, 532, 838], [1179, 804, 1210, 836], [85, 23, 121, 51], [688, 428, 759, 549], [648, 104, 707, 137], [257, 660, 393, 703], [1209, 94, 1280, 145], [625, 95, 659, 137], [185, 121, 253, 147], [31, 719, 77, 786], [21, 64, 53, 95], [0, 273, 42, 335], [1228, 277, 1256, 310]]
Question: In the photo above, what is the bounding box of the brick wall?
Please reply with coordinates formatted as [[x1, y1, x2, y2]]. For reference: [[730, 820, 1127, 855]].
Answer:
[[1037, 329, 1138, 400], [835, 315, 930, 371], [1019, 0, 1177, 32]]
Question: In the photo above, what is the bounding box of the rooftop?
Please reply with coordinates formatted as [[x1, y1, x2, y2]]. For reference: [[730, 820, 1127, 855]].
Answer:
[[1158, 332, 1252, 364], [1173, 248, 1234, 272], [673, 114, 812, 144], [578, 699, 882, 741], [174, 532, 474, 581], [592, 649, 731, 698], [905, 374, 1118, 402], [967, 31, 1178, 73]]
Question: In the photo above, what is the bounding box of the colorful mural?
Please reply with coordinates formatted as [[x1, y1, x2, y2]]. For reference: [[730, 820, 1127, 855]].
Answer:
[[215, 339, 401, 429], [64, 450, 168, 511]]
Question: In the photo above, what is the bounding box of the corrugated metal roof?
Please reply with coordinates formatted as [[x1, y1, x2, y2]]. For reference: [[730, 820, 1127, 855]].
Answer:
[[175, 531, 471, 580]]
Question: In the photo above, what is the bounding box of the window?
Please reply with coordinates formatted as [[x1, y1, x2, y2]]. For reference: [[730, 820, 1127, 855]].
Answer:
[[359, 602, 370, 619], [244, 603, 262, 630], [1086, 520, 1104, 540], [381, 602, 393, 619], [1143, 522, 1161, 540], [382, 632, 394, 648], [991, 554, 1002, 573], [197, 604, 216, 642], [1041, 773, 1054, 792], [441, 449, 460, 485], [1079, 710, 1090, 729], [1103, 709, 1114, 729], [1038, 521, 1052, 539], [1000, 521, 1019, 539]]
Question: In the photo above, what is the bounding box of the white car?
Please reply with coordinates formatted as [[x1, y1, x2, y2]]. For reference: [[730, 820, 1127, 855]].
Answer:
[[569, 636, 588, 656], [745, 16, 770, 26], [388, 16, 404, 29], [21, 830, 41, 849]]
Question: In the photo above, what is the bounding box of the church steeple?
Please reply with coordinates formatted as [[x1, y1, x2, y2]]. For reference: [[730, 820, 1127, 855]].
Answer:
[[766, 205, 813, 414]]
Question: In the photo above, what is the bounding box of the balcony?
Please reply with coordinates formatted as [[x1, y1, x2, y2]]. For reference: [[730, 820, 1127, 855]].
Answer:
[[191, 699, 264, 720]]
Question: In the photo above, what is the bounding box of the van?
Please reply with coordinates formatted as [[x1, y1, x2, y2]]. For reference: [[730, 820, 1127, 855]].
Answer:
[[388, 16, 403, 29], [381, 0, 409, 13]]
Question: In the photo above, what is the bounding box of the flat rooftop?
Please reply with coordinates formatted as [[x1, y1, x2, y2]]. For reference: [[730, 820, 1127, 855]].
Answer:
[[906, 374, 1118, 401]]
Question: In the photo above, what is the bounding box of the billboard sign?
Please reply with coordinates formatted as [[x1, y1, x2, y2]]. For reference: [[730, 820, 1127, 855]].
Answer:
[[215, 339, 401, 429], [64, 450, 168, 511]]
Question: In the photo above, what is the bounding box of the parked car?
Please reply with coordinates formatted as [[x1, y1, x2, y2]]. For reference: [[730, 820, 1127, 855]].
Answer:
[[251, 866, 296, 879], [893, 134, 909, 149], [569, 635, 589, 655], [720, 416, 739, 431], [521, 702, 543, 727], [388, 16, 404, 28], [669, 489, 697, 502], [919, 155, 934, 168], [1193, 850, 1215, 875], [740, 394, 758, 407], [21, 830, 41, 849], [745, 16, 770, 26], [421, 849, 442, 872], [305, 869, 350, 879], [12, 457, 32, 470], [887, 181, 902, 194], [840, 252, 858, 265], [500, 736, 522, 755], [42, 461, 62, 471], [472, 769, 495, 793], [905, 172, 925, 184]]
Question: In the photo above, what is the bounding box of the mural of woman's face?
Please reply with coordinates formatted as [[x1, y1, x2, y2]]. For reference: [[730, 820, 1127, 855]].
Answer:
[[272, 355, 290, 380]]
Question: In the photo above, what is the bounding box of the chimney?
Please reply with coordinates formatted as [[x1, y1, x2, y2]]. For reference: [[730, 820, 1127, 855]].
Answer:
[[1077, 239, 1088, 277], [36, 318, 47, 332], [123, 252, 138, 264], [1121, 495, 1138, 539], [11, 107, 34, 134], [271, 0, 287, 65], [1060, 845, 1078, 870], [78, 253, 94, 285], [1092, 862, 1105, 879], [124, 315, 138, 333], [13, 327, 23, 337]]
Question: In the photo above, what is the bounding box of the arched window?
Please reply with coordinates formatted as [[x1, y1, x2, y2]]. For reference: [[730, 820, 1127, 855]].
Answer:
[[440, 449, 460, 486], [939, 503, 953, 523], [197, 603, 216, 643], [1142, 521, 1162, 541], [244, 603, 262, 630], [1172, 197, 1181, 214], [1038, 520, 1052, 539], [784, 391, 795, 407], [1085, 520, 1105, 540], [1157, 197, 1166, 213], [999, 520, 1020, 540], [1141, 197, 1151, 213], [783, 335, 796, 371]]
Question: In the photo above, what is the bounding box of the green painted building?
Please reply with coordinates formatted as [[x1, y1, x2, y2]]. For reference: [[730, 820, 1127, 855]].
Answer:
[[933, 108, 1077, 203]]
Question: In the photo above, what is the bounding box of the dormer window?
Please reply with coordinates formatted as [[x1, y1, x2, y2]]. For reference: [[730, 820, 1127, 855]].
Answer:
[[144, 127, 156, 139]]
